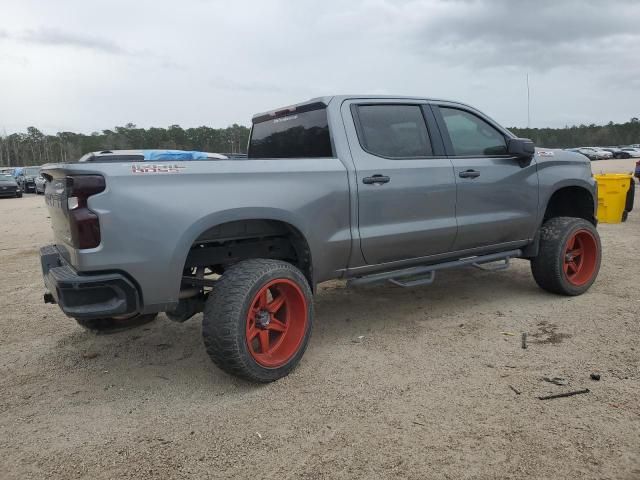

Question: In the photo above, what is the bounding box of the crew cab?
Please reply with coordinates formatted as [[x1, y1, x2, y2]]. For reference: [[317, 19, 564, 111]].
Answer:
[[40, 95, 601, 382]]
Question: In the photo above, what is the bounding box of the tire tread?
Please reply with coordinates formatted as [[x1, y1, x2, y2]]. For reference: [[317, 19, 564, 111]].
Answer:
[[530, 216, 601, 296], [202, 259, 313, 383]]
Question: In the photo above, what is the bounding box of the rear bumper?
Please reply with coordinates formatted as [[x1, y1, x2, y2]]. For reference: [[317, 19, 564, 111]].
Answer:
[[40, 244, 140, 320]]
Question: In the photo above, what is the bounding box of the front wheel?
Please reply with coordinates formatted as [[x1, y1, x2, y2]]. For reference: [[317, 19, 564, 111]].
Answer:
[[530, 217, 601, 296], [202, 259, 313, 383]]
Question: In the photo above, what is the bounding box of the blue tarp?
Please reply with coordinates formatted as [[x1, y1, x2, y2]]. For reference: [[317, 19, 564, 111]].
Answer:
[[142, 150, 209, 161]]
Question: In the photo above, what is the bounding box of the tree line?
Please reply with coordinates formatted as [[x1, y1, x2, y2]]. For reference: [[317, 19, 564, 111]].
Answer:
[[1, 118, 639, 167], [509, 118, 640, 149], [0, 124, 250, 167]]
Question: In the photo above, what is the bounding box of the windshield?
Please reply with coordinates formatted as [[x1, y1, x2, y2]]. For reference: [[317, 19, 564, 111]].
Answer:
[[23, 167, 40, 176], [0, 174, 15, 182]]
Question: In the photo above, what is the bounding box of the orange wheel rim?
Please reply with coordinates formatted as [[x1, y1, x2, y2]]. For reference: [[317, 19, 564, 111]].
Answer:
[[563, 229, 598, 286], [245, 279, 308, 368]]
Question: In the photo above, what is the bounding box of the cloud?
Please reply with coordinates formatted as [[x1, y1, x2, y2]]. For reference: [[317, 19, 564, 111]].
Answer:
[[208, 77, 309, 95], [404, 0, 640, 70], [1, 0, 639, 132], [3, 27, 128, 55]]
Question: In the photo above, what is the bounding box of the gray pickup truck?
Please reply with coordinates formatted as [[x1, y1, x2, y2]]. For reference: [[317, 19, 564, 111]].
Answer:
[[40, 95, 600, 382]]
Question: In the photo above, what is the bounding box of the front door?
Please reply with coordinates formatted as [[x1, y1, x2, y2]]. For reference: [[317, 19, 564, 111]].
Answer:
[[433, 104, 539, 251], [342, 101, 458, 265]]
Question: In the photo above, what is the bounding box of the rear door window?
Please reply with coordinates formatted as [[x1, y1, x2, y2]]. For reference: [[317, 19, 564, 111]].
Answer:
[[248, 108, 333, 158], [354, 104, 433, 158], [439, 107, 507, 156]]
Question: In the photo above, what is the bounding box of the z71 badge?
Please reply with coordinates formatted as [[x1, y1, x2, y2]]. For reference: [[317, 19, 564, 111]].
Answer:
[[132, 164, 186, 174]]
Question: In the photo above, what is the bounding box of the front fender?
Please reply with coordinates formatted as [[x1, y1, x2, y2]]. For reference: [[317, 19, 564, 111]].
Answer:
[[536, 152, 597, 225]]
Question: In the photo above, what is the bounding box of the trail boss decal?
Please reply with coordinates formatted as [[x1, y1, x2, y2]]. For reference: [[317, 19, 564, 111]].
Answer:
[[537, 150, 555, 157], [132, 164, 186, 174]]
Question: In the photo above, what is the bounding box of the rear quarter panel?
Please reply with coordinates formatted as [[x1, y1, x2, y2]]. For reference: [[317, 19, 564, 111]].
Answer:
[[55, 159, 351, 311]]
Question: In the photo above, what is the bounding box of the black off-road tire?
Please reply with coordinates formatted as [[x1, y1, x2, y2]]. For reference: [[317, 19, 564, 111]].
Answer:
[[530, 217, 601, 296], [202, 259, 313, 383], [16, 191, 22, 198], [76, 313, 158, 334]]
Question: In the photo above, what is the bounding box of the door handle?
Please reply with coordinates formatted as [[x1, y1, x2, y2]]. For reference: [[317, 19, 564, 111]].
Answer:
[[459, 169, 480, 179], [362, 174, 390, 185]]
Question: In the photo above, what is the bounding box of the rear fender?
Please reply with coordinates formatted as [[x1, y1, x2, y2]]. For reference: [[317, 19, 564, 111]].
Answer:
[[170, 208, 314, 298]]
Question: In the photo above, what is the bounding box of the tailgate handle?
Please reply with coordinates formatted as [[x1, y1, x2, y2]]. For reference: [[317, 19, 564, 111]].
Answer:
[[459, 169, 480, 179], [363, 174, 390, 185]]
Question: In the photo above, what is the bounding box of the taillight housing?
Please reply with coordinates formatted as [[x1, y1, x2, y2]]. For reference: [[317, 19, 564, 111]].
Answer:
[[66, 175, 105, 249]]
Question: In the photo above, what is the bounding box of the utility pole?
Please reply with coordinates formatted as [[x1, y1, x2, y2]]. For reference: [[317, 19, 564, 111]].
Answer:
[[526, 73, 531, 129]]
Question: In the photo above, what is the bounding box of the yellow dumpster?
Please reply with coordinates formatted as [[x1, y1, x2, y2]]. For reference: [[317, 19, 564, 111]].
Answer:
[[594, 173, 633, 223]]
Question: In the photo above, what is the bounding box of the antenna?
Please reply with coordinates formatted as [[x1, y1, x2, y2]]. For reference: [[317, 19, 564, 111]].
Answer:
[[526, 73, 531, 128]]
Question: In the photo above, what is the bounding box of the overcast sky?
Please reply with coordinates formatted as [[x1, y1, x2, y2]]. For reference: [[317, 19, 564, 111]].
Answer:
[[1, 0, 639, 134]]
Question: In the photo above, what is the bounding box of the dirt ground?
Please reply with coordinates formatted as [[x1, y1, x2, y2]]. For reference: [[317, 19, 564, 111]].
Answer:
[[1, 191, 639, 480]]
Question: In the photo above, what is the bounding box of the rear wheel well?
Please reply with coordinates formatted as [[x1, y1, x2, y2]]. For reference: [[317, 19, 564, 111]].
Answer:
[[543, 187, 596, 225], [183, 219, 312, 287]]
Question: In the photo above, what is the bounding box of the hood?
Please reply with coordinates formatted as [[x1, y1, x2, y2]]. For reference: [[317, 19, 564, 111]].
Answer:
[[534, 148, 591, 166]]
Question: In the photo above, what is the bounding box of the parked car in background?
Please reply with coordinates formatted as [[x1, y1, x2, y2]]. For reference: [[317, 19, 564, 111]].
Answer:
[[35, 172, 46, 194], [572, 147, 614, 160], [15, 166, 41, 193], [621, 147, 640, 158], [77, 149, 228, 162], [589, 148, 614, 159], [601, 147, 638, 159], [566, 147, 600, 160], [0, 173, 22, 198]]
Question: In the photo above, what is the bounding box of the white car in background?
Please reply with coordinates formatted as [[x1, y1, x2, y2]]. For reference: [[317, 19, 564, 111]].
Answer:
[[35, 173, 46, 194], [569, 147, 612, 160], [589, 147, 614, 159], [620, 147, 640, 158]]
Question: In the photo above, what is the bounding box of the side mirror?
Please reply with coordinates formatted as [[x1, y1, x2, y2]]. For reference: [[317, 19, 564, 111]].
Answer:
[[507, 138, 535, 159]]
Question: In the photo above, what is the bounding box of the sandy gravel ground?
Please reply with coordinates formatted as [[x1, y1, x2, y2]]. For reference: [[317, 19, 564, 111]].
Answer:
[[590, 158, 637, 175], [1, 191, 639, 480]]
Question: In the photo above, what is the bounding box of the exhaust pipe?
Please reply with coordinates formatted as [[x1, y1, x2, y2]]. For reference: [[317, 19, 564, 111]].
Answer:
[[179, 288, 200, 299]]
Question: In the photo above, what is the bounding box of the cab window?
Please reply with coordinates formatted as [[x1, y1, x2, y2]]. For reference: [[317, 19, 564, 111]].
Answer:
[[439, 107, 507, 156], [354, 104, 433, 158]]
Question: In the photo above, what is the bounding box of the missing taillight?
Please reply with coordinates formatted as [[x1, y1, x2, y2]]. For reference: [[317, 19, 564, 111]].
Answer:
[[66, 175, 105, 249]]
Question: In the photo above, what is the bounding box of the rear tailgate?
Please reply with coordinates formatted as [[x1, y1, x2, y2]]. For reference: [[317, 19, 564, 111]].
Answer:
[[42, 167, 74, 251], [42, 165, 106, 264]]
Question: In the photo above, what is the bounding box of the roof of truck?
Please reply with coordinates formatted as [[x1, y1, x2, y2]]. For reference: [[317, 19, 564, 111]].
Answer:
[[251, 94, 472, 122]]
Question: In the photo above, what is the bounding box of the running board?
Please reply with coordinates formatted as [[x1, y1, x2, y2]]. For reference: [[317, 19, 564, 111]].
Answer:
[[472, 256, 512, 271], [348, 249, 522, 288]]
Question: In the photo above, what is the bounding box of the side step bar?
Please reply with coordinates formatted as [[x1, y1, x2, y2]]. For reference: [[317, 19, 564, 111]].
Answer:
[[348, 249, 522, 288]]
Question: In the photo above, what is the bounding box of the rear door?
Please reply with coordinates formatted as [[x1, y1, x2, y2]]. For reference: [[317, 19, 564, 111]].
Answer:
[[342, 100, 457, 265], [432, 104, 539, 250]]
